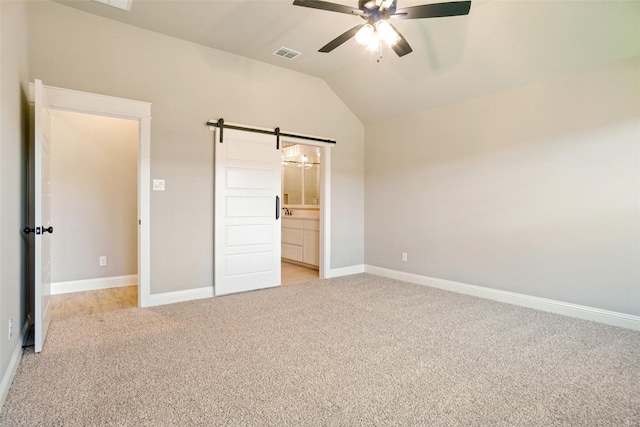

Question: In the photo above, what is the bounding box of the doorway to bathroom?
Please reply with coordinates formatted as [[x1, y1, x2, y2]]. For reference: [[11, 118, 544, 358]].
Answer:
[[210, 120, 333, 295], [281, 142, 322, 285]]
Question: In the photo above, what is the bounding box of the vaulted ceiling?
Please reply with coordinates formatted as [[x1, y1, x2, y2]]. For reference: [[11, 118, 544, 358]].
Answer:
[[54, 0, 639, 124]]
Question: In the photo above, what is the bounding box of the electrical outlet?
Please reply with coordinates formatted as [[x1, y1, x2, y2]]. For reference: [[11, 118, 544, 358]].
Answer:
[[8, 317, 12, 340], [153, 179, 165, 191], [99, 256, 107, 267], [402, 252, 408, 262]]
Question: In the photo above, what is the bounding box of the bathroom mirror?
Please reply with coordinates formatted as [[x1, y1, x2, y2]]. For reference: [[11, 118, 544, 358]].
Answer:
[[282, 144, 320, 206]]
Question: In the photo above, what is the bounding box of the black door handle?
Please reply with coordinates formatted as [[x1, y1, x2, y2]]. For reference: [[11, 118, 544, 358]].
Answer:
[[22, 226, 53, 235], [276, 196, 280, 220]]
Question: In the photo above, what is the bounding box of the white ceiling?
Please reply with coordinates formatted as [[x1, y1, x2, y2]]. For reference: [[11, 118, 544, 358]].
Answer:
[[54, 0, 639, 124]]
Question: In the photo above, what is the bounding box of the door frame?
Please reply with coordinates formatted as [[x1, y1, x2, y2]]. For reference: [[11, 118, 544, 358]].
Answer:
[[29, 83, 152, 307], [279, 136, 332, 280]]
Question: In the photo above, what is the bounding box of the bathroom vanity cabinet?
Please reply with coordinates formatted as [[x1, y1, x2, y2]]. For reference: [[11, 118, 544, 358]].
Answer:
[[281, 217, 319, 268]]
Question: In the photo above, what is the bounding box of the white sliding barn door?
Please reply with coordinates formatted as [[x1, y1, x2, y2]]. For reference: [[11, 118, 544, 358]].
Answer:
[[33, 79, 53, 352], [214, 128, 281, 295]]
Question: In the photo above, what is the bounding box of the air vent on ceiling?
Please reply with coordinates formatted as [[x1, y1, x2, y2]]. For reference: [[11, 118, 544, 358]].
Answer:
[[273, 47, 302, 60], [94, 0, 132, 12]]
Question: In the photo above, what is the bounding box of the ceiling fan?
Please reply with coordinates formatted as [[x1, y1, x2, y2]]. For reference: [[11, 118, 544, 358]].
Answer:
[[293, 0, 471, 57]]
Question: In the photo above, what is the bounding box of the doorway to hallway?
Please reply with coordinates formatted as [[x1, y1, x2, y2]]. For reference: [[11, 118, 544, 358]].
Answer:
[[29, 80, 151, 352], [48, 109, 138, 321]]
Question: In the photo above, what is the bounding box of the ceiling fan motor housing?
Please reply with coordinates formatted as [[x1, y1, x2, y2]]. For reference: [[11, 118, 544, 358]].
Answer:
[[358, 0, 397, 16]]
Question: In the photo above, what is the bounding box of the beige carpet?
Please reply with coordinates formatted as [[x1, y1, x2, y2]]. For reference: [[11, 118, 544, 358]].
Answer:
[[2, 274, 639, 426]]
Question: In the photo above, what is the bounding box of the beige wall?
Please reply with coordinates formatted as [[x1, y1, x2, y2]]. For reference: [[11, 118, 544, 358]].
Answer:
[[0, 0, 29, 407], [365, 57, 640, 316], [26, 1, 365, 294], [50, 110, 137, 283]]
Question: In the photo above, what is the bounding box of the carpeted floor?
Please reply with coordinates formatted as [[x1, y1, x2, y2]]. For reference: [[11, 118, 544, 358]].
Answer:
[[2, 274, 639, 426]]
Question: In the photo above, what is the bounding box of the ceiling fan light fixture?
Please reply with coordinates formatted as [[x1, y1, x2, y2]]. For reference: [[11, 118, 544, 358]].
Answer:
[[380, 0, 394, 11], [376, 20, 400, 46], [367, 32, 380, 51], [293, 0, 471, 58], [355, 23, 375, 45]]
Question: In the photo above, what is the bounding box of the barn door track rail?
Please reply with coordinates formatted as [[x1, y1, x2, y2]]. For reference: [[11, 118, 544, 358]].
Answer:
[[207, 118, 336, 149]]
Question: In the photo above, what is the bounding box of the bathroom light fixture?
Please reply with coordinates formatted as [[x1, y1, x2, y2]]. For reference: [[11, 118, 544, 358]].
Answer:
[[297, 155, 313, 169]]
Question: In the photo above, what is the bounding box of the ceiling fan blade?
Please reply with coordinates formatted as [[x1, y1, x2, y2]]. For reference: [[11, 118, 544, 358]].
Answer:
[[394, 1, 471, 19], [293, 0, 364, 16], [388, 23, 413, 57], [319, 24, 365, 53]]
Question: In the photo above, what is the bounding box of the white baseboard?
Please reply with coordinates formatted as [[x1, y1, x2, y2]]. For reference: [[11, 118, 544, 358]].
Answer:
[[0, 320, 29, 413], [145, 286, 214, 307], [51, 275, 138, 295], [365, 265, 640, 331], [327, 264, 365, 278]]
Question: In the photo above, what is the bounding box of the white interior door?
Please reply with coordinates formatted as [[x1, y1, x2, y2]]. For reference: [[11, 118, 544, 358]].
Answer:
[[33, 79, 53, 353], [214, 128, 281, 295]]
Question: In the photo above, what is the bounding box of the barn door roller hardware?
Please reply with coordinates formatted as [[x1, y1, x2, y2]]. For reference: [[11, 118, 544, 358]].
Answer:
[[206, 118, 336, 147]]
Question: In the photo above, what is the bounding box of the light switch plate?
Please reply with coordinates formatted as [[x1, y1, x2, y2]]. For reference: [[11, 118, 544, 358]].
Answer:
[[153, 179, 165, 191]]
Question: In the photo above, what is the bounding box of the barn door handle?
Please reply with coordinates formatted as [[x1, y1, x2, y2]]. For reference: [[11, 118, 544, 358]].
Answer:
[[276, 196, 280, 220]]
